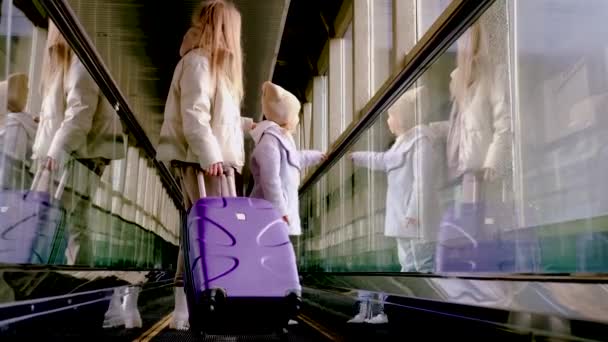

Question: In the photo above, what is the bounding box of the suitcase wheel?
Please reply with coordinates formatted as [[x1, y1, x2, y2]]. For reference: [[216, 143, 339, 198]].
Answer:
[[276, 327, 288, 341], [286, 292, 302, 319], [201, 288, 226, 313]]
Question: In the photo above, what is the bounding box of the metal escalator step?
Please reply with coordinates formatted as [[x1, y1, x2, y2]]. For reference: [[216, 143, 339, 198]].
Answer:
[[151, 331, 290, 341]]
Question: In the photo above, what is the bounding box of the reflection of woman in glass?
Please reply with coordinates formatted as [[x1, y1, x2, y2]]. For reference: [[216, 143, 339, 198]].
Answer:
[[432, 22, 511, 272], [32, 21, 124, 265], [445, 23, 509, 185]]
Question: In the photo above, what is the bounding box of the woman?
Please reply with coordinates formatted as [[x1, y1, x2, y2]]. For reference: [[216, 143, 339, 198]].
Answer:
[[156, 0, 253, 330], [32, 21, 125, 266]]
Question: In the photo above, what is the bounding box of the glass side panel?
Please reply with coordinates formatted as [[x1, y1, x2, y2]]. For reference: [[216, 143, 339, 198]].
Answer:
[[511, 0, 608, 273], [0, 4, 179, 269], [299, 0, 608, 275]]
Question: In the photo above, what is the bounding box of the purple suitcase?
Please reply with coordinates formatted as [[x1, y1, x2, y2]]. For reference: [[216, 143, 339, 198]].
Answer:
[[183, 177, 301, 335], [435, 202, 541, 273]]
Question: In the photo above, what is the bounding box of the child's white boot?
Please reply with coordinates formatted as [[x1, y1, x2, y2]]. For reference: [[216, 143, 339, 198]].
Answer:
[[347, 300, 370, 323], [122, 286, 142, 329]]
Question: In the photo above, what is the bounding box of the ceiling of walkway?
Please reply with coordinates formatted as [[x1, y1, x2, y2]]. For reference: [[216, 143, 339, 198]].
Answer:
[[272, 0, 344, 102], [66, 0, 290, 143]]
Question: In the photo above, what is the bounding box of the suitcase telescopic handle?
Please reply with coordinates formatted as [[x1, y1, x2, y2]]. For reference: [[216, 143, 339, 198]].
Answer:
[[28, 163, 70, 200], [196, 171, 207, 198], [196, 168, 236, 199]]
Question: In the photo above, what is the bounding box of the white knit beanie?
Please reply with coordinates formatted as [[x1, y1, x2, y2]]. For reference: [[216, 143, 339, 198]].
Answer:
[[261, 81, 301, 127], [387, 85, 425, 127]]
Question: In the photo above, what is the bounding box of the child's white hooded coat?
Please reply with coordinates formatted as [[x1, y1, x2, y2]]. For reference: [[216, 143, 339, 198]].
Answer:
[[249, 120, 324, 235]]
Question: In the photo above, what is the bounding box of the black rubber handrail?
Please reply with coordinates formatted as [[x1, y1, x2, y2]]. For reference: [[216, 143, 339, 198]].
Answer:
[[300, 271, 608, 284], [38, 0, 184, 210], [0, 263, 174, 272], [299, 0, 496, 196]]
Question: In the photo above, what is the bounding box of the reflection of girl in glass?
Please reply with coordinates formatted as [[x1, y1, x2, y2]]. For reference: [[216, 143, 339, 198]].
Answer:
[[348, 86, 443, 324], [32, 21, 124, 265], [351, 86, 441, 273]]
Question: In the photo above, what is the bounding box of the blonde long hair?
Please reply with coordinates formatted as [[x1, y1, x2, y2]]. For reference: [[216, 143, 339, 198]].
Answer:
[[451, 22, 488, 112], [192, 0, 244, 104], [41, 21, 73, 93]]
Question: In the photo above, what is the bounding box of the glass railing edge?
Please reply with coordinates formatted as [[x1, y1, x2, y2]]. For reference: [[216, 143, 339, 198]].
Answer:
[[299, 0, 497, 196]]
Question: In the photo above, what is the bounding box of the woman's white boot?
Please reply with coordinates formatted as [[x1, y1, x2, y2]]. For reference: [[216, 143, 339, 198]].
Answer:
[[102, 288, 123, 328], [170, 287, 190, 330]]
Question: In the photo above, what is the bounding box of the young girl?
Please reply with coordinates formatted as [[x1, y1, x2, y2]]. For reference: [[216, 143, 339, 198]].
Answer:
[[156, 0, 253, 330], [249, 81, 325, 237]]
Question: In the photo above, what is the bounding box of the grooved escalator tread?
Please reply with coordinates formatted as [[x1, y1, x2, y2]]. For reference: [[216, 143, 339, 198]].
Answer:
[[150, 324, 327, 341], [150, 331, 320, 341], [151, 331, 293, 341]]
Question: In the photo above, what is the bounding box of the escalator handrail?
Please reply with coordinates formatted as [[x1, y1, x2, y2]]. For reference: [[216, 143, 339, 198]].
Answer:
[[299, 0, 496, 196]]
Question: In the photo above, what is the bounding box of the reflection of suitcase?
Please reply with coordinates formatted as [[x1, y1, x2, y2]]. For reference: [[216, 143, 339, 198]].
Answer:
[[0, 166, 68, 265], [436, 202, 541, 273], [436, 202, 514, 273], [183, 172, 301, 336]]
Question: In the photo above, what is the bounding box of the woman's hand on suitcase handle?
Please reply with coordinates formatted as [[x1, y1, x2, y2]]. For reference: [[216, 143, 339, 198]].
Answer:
[[43, 156, 58, 171], [205, 162, 224, 176]]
